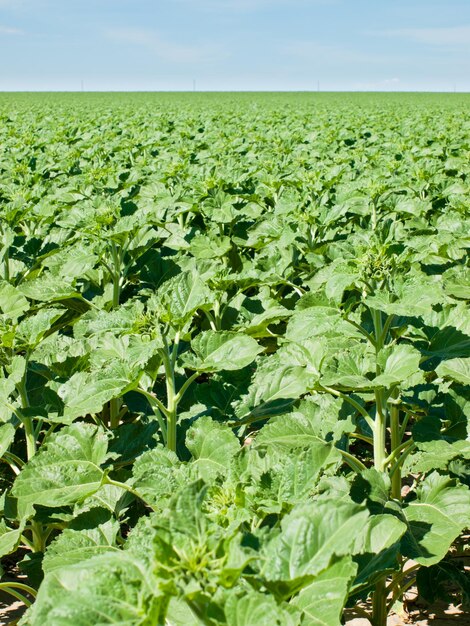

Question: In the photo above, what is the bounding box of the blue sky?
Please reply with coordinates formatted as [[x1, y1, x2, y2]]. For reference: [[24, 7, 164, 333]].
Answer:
[[0, 0, 469, 91]]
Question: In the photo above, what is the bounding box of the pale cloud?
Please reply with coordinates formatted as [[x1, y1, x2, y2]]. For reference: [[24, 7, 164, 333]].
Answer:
[[106, 28, 226, 64], [381, 25, 470, 46], [0, 25, 23, 34]]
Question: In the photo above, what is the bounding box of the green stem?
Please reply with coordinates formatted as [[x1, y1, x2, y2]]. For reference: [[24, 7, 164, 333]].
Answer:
[[372, 579, 388, 626], [321, 386, 375, 432], [171, 331, 180, 368], [387, 576, 417, 613], [136, 388, 168, 443], [3, 247, 10, 282], [344, 317, 376, 346], [137, 388, 170, 419], [373, 391, 387, 471], [104, 477, 156, 511], [30, 520, 46, 553], [371, 309, 387, 471], [337, 449, 367, 473], [384, 439, 413, 468], [389, 392, 401, 500], [398, 409, 413, 440], [380, 314, 395, 346], [175, 371, 200, 404], [111, 242, 122, 308], [389, 442, 416, 478], [0, 583, 35, 607], [16, 375, 36, 459], [162, 336, 177, 452], [109, 398, 121, 430], [347, 432, 374, 445]]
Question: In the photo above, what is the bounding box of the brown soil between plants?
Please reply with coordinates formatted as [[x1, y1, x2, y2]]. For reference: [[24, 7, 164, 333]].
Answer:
[[345, 588, 468, 626]]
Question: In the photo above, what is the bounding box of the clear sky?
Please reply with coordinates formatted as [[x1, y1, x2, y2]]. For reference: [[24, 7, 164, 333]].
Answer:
[[0, 0, 469, 92]]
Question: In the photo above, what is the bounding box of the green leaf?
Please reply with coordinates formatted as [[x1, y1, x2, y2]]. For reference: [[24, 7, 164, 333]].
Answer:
[[291, 558, 357, 626], [225, 591, 296, 626], [255, 412, 326, 449], [131, 447, 181, 506], [374, 344, 422, 387], [156, 271, 213, 325], [58, 364, 139, 423], [182, 331, 263, 372], [21, 553, 165, 626], [0, 280, 29, 321], [352, 514, 406, 588], [186, 416, 240, 481], [42, 520, 120, 573], [401, 472, 470, 565], [263, 502, 368, 584], [236, 359, 313, 419], [11, 423, 109, 520], [436, 358, 470, 385], [0, 520, 24, 558], [286, 307, 355, 342], [19, 274, 79, 302], [16, 308, 64, 347], [0, 422, 16, 456]]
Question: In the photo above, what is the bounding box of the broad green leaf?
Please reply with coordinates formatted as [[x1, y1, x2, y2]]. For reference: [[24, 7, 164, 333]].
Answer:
[[225, 591, 296, 626], [19, 274, 79, 302], [236, 359, 313, 419], [286, 307, 355, 342], [11, 423, 109, 520], [436, 358, 470, 385], [0, 520, 24, 558], [186, 416, 240, 481], [42, 520, 120, 573], [21, 553, 164, 626], [182, 331, 263, 372], [255, 412, 326, 449], [352, 514, 406, 588], [58, 364, 139, 423], [156, 271, 213, 324], [374, 344, 422, 387], [291, 558, 357, 626], [0, 422, 15, 455], [131, 447, 181, 506], [401, 472, 470, 565], [263, 502, 368, 583], [0, 280, 29, 321], [16, 308, 64, 347]]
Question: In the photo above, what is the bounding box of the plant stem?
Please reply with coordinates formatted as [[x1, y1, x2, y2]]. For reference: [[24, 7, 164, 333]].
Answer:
[[389, 391, 401, 500], [136, 388, 168, 442], [175, 371, 200, 404], [31, 520, 46, 553], [371, 309, 387, 471], [372, 579, 387, 626], [109, 398, 121, 430], [104, 477, 156, 511], [321, 386, 375, 432], [337, 449, 367, 473], [111, 242, 122, 308], [3, 248, 10, 282], [0, 584, 35, 607], [162, 336, 177, 452], [16, 373, 37, 459], [389, 442, 416, 478]]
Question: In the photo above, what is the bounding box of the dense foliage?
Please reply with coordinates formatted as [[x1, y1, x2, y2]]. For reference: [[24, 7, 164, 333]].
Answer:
[[0, 92, 469, 626]]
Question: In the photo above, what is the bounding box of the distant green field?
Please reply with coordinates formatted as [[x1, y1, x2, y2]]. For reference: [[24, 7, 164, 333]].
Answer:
[[0, 92, 469, 626]]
